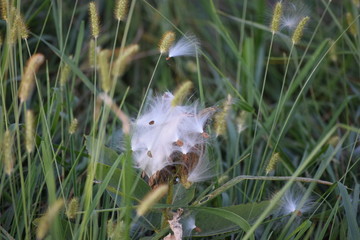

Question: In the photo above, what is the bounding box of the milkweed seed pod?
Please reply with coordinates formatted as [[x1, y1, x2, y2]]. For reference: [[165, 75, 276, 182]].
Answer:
[[131, 92, 215, 189]]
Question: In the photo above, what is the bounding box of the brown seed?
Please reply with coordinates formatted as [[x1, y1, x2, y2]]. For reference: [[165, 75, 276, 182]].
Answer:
[[202, 132, 209, 138], [194, 227, 202, 232], [149, 120, 155, 125], [147, 151, 152, 158], [148, 166, 175, 189], [175, 140, 183, 147]]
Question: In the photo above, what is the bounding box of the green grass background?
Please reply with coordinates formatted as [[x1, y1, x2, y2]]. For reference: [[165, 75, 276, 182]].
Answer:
[[0, 0, 359, 239]]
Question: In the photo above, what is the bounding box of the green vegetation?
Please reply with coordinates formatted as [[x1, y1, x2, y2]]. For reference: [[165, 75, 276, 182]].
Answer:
[[0, 0, 359, 239]]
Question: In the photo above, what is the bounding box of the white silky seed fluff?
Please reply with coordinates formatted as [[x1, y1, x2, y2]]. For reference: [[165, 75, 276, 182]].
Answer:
[[131, 92, 211, 180]]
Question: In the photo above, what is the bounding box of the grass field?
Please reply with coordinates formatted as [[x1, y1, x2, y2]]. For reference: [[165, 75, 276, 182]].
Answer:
[[0, 0, 359, 239]]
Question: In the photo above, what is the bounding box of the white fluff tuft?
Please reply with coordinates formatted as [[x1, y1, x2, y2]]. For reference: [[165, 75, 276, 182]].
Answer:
[[274, 187, 315, 217], [280, 2, 310, 31], [131, 92, 212, 179], [181, 214, 197, 237], [168, 35, 200, 58], [187, 153, 214, 183]]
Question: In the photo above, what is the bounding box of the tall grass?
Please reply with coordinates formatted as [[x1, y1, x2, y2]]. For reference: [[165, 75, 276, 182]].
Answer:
[[0, 0, 359, 239]]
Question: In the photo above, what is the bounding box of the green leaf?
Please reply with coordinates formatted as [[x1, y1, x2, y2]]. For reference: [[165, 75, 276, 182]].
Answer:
[[338, 183, 360, 240], [193, 207, 253, 239], [317, 198, 340, 240], [95, 163, 150, 203], [85, 136, 120, 166], [191, 201, 271, 238], [285, 220, 312, 240], [172, 184, 195, 206], [85, 137, 151, 204]]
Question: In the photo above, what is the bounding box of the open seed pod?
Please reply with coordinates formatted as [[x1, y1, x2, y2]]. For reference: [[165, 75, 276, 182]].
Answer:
[[131, 92, 215, 189]]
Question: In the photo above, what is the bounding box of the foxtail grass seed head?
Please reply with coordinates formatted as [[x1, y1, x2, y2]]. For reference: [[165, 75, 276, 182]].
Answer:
[[19, 53, 45, 103], [98, 93, 131, 135], [9, 9, 29, 43], [112, 44, 139, 77], [99, 49, 111, 93], [214, 95, 232, 137], [291, 16, 310, 45], [236, 111, 247, 133], [171, 81, 193, 107], [68, 118, 78, 135], [159, 31, 176, 54], [185, 60, 197, 73], [346, 12, 358, 37], [107, 219, 115, 238], [36, 199, 64, 240], [168, 34, 199, 59], [270, 2, 282, 34], [115, 0, 128, 21], [328, 135, 340, 147], [217, 175, 229, 185], [66, 198, 79, 219], [88, 39, 96, 68], [25, 110, 35, 153], [266, 152, 280, 174], [17, 12, 28, 39], [137, 184, 168, 216], [89, 2, 100, 38], [329, 40, 337, 63], [107, 220, 125, 239], [3, 130, 14, 176], [0, 0, 7, 21], [9, 25, 17, 45], [60, 59, 71, 87]]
